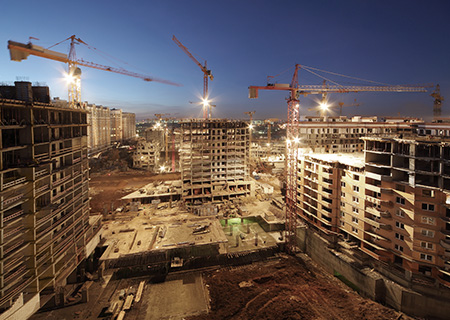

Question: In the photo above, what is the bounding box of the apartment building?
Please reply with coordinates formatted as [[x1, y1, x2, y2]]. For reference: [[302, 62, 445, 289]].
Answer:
[[298, 116, 422, 153], [296, 132, 450, 287], [110, 108, 122, 143], [297, 153, 365, 235], [86, 104, 111, 153], [0, 82, 101, 319], [122, 112, 136, 140], [363, 135, 450, 285], [180, 120, 253, 206]]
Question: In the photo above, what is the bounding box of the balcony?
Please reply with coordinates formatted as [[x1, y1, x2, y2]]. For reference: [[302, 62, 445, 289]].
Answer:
[[3, 209, 24, 223], [53, 174, 71, 187], [365, 205, 381, 218], [34, 168, 48, 179], [365, 171, 392, 182], [2, 193, 24, 210], [363, 216, 391, 230], [2, 177, 27, 190], [441, 239, 450, 250], [365, 183, 381, 194]]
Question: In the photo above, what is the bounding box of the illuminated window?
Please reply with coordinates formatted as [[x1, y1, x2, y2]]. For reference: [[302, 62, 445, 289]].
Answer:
[[420, 242, 433, 250], [422, 189, 435, 197], [421, 216, 435, 225], [421, 229, 435, 238], [396, 209, 405, 218]]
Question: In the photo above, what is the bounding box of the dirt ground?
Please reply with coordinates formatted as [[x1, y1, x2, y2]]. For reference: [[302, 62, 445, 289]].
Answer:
[[89, 170, 180, 213], [188, 254, 412, 320]]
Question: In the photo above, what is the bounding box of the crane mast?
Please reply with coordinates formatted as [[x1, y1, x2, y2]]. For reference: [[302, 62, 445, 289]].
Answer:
[[244, 111, 256, 165], [249, 64, 429, 253], [172, 35, 213, 119]]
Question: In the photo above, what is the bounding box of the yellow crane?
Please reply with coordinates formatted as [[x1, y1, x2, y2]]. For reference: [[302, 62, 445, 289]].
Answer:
[[8, 35, 180, 108]]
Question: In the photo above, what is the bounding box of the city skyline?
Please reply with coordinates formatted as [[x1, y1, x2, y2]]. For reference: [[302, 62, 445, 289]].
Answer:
[[1, 0, 449, 120]]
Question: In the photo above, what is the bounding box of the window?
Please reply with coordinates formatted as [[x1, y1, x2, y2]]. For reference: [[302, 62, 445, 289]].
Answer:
[[352, 207, 359, 214], [421, 216, 435, 225], [341, 192, 346, 197], [396, 209, 405, 218], [396, 184, 405, 192], [396, 197, 406, 205], [341, 202, 345, 207], [340, 211, 345, 217], [354, 174, 359, 181], [395, 221, 405, 229], [422, 189, 435, 197], [395, 233, 404, 241], [420, 242, 433, 250], [353, 186, 359, 192], [420, 253, 433, 262], [341, 182, 346, 187], [352, 217, 359, 224], [352, 226, 358, 234], [422, 203, 435, 211], [394, 244, 404, 252], [340, 221, 345, 227], [421, 229, 435, 238], [352, 196, 359, 203]]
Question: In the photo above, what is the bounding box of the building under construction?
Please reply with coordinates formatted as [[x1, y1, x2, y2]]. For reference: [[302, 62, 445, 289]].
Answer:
[[296, 129, 450, 288], [180, 119, 254, 206], [0, 82, 101, 319]]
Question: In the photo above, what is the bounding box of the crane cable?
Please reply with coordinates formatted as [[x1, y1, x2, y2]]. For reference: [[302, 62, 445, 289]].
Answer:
[[302, 65, 391, 86]]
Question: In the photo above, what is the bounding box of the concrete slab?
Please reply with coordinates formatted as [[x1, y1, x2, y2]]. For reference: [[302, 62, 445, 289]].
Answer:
[[143, 272, 208, 319]]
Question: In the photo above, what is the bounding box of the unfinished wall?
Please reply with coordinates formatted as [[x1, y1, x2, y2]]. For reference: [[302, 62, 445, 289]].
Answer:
[[297, 226, 450, 319]]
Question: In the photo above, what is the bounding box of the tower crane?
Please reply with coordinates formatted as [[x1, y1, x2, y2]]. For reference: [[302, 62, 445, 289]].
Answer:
[[244, 111, 256, 164], [172, 35, 213, 119], [8, 35, 180, 108], [431, 84, 444, 119], [249, 64, 429, 253], [264, 118, 279, 157]]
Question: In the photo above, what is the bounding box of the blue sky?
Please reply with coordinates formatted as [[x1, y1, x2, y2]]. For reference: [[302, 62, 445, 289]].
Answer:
[[1, 0, 449, 120]]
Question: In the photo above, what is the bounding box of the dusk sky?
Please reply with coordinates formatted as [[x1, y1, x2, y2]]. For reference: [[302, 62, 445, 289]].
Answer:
[[2, 0, 449, 121]]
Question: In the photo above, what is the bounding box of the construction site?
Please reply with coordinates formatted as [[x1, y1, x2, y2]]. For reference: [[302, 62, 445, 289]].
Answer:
[[1, 30, 450, 320]]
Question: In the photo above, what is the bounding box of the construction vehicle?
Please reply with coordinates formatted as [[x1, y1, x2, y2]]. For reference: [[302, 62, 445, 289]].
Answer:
[[8, 35, 180, 108], [173, 35, 213, 119], [249, 63, 429, 253]]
